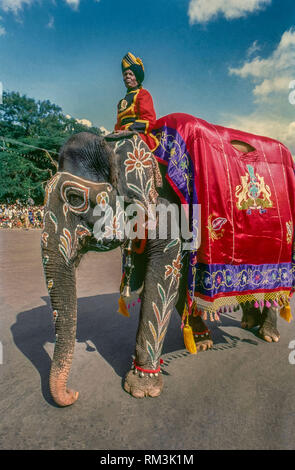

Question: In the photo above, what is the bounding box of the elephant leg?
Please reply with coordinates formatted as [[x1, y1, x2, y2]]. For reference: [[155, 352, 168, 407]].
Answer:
[[175, 254, 213, 352], [188, 314, 213, 352], [241, 301, 261, 330], [259, 306, 280, 343], [124, 236, 181, 399]]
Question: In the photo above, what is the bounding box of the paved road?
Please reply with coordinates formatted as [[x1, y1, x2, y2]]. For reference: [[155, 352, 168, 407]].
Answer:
[[0, 230, 295, 450]]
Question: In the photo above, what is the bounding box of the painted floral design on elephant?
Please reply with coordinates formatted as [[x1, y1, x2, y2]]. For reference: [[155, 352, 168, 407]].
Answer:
[[41, 231, 49, 247], [44, 173, 61, 205], [42, 254, 49, 267], [103, 215, 124, 240], [124, 135, 157, 206], [53, 310, 58, 323], [164, 253, 182, 286], [96, 191, 110, 208], [147, 239, 181, 368], [94, 196, 126, 243], [58, 228, 72, 264], [43, 210, 58, 233], [58, 225, 92, 264]]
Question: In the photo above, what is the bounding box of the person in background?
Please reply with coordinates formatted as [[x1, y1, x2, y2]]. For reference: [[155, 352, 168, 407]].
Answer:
[[24, 208, 30, 230]]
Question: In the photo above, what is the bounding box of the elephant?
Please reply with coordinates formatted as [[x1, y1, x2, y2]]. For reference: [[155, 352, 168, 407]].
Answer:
[[41, 129, 282, 407]]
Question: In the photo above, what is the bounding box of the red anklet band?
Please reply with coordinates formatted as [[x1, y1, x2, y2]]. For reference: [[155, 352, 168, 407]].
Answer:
[[193, 329, 209, 336], [133, 359, 164, 374]]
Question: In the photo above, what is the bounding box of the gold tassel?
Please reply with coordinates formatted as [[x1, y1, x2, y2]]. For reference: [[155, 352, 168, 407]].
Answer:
[[183, 314, 197, 355], [280, 303, 293, 323], [182, 304, 188, 323], [278, 296, 285, 307], [118, 295, 130, 318]]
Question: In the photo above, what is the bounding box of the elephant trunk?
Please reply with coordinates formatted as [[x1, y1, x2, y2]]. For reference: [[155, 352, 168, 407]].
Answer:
[[42, 229, 79, 407]]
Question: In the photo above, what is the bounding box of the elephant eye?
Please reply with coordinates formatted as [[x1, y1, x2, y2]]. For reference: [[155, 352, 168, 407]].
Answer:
[[67, 192, 84, 207]]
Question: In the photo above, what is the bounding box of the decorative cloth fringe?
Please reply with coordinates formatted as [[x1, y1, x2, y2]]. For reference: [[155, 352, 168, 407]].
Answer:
[[118, 295, 141, 318], [190, 290, 293, 323], [182, 291, 293, 354]]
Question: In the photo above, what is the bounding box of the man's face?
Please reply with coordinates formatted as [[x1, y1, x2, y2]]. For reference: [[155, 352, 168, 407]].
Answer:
[[123, 69, 138, 89]]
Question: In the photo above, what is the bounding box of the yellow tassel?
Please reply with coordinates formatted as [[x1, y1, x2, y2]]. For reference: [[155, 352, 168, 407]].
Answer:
[[280, 304, 293, 323], [182, 304, 188, 322], [183, 316, 197, 354], [278, 297, 285, 307], [118, 295, 130, 318]]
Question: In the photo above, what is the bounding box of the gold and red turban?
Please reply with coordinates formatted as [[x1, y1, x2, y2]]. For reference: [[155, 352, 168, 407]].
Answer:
[[121, 52, 145, 84]]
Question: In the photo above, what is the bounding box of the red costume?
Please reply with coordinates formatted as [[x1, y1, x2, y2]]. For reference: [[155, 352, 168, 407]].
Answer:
[[115, 86, 159, 152]]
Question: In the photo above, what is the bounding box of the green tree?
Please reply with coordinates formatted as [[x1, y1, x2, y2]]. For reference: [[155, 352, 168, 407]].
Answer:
[[0, 91, 102, 203], [0, 146, 50, 203]]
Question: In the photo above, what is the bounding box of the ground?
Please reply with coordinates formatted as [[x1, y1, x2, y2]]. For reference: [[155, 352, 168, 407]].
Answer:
[[0, 230, 295, 450]]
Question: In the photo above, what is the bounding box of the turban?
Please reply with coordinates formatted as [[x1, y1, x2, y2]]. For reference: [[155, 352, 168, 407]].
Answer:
[[121, 52, 145, 84]]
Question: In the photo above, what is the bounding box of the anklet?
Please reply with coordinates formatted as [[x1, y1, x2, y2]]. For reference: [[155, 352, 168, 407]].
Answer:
[[131, 359, 164, 377]]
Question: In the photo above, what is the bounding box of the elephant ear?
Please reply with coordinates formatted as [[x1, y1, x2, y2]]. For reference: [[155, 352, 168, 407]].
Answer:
[[105, 132, 162, 206]]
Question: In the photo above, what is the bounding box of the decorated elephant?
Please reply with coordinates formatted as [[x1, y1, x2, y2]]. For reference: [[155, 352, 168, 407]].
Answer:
[[41, 113, 294, 407]]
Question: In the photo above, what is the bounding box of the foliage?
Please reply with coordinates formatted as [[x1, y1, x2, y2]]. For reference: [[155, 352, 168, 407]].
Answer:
[[0, 91, 102, 203], [0, 147, 49, 203]]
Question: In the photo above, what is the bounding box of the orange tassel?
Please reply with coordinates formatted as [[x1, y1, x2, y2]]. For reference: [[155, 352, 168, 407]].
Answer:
[[183, 315, 197, 354], [280, 304, 293, 323], [118, 295, 130, 317], [193, 307, 199, 317]]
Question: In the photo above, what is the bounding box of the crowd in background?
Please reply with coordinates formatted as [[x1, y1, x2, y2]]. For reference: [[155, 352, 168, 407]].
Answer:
[[0, 203, 44, 229]]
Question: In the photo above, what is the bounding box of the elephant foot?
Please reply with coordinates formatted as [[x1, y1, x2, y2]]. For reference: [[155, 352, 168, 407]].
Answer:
[[189, 315, 213, 352], [259, 321, 280, 343], [241, 307, 261, 330], [124, 369, 163, 399], [49, 373, 79, 407], [194, 335, 213, 352]]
